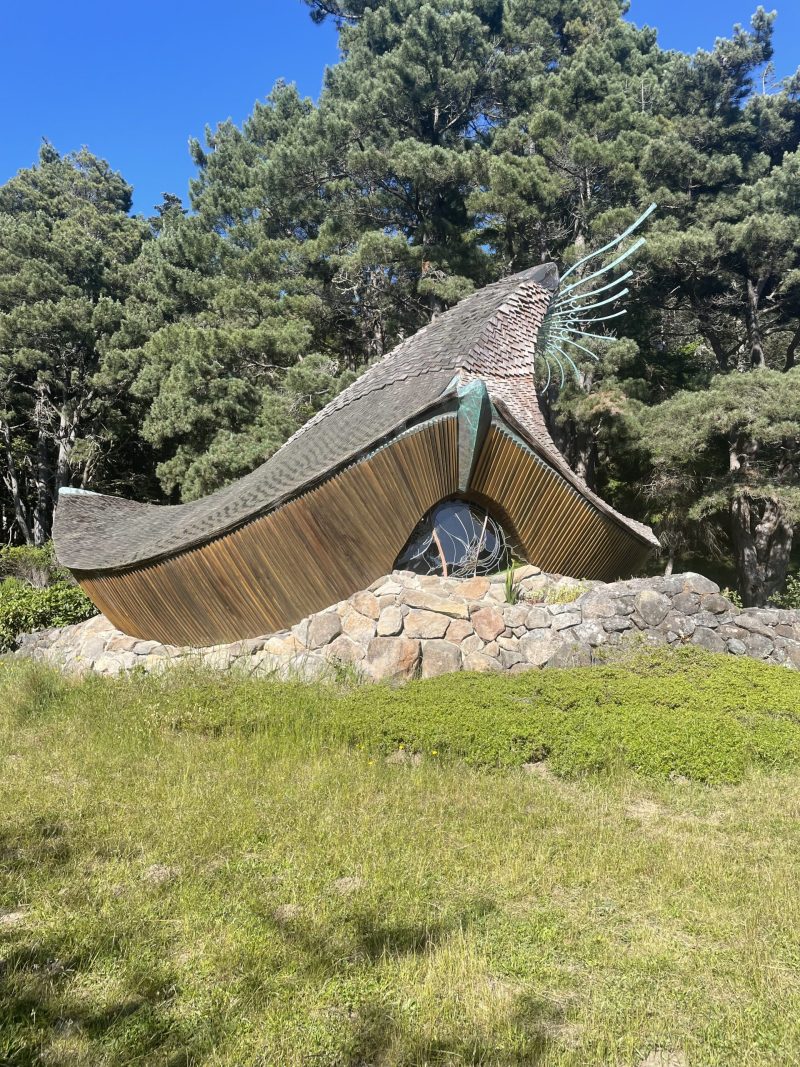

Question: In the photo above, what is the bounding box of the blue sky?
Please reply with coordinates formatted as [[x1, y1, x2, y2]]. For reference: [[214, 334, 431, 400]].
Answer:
[[1, 1, 798, 216]]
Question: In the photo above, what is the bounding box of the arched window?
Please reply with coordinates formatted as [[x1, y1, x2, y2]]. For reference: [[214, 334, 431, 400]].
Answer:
[[395, 499, 511, 578]]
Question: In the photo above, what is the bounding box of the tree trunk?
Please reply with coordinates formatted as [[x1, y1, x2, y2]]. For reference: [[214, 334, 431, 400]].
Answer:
[[571, 434, 598, 489], [32, 384, 52, 545], [785, 324, 800, 372], [745, 278, 767, 370], [32, 430, 51, 546], [543, 406, 598, 491], [730, 493, 793, 606], [0, 420, 33, 544], [56, 405, 78, 494], [703, 330, 730, 373]]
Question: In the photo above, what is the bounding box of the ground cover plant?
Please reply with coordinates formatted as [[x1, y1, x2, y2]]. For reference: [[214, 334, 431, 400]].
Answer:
[[2, 649, 800, 1064]]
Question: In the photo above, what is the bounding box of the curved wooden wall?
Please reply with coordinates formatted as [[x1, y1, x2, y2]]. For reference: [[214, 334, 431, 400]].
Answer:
[[74, 417, 650, 647], [469, 426, 651, 582], [75, 417, 460, 646]]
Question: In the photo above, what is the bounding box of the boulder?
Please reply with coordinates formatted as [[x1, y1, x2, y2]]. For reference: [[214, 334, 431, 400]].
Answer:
[[339, 605, 377, 642], [690, 627, 726, 654], [364, 637, 420, 682], [525, 607, 550, 629], [399, 588, 469, 618], [404, 609, 450, 639], [671, 592, 700, 615], [421, 640, 462, 678], [681, 572, 720, 595], [519, 633, 565, 667], [376, 605, 404, 637], [572, 621, 607, 647], [372, 579, 403, 596], [307, 612, 342, 649], [463, 651, 503, 672], [551, 611, 581, 631], [445, 618, 474, 643], [503, 603, 530, 628], [106, 634, 139, 653], [350, 590, 381, 620], [455, 576, 491, 600], [582, 595, 616, 619], [325, 635, 365, 665], [16, 569, 800, 682], [460, 634, 485, 656], [634, 590, 671, 627], [471, 606, 505, 642], [702, 593, 734, 615], [548, 643, 592, 668], [734, 612, 778, 637], [513, 564, 542, 581], [742, 632, 774, 659]]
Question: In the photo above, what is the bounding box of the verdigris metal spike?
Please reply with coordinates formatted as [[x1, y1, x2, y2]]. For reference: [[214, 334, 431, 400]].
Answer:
[[558, 203, 656, 285], [456, 378, 492, 492]]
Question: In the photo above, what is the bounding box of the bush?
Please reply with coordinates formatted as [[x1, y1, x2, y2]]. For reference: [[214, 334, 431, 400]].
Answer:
[[0, 578, 97, 651], [0, 543, 68, 588], [721, 586, 744, 609], [772, 574, 800, 610], [524, 581, 589, 605], [72, 646, 800, 785]]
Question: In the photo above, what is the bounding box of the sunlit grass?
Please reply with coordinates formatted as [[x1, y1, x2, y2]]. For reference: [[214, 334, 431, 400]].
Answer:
[[1, 656, 799, 1065]]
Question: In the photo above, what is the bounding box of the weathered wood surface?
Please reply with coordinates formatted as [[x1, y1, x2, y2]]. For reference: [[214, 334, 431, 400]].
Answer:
[[76, 418, 460, 645], [469, 426, 650, 582], [74, 414, 651, 646]]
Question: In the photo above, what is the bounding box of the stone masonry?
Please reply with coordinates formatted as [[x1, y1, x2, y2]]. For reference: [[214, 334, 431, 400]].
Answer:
[[16, 568, 800, 682]]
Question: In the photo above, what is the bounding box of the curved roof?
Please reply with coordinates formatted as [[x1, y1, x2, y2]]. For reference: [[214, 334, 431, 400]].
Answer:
[[54, 262, 657, 572]]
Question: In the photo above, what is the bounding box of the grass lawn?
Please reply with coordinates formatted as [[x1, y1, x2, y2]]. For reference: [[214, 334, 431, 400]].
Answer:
[[1, 651, 800, 1065]]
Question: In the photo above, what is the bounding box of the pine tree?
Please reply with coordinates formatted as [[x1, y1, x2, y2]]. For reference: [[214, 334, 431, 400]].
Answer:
[[0, 144, 145, 543], [643, 370, 800, 605], [107, 86, 338, 501]]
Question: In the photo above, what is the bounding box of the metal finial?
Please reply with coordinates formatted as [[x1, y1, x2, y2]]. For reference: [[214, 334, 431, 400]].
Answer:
[[535, 204, 657, 394]]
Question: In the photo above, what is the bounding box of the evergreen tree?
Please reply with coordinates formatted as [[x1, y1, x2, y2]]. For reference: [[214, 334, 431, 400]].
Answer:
[[13, 0, 792, 605], [0, 144, 145, 543], [108, 87, 338, 500], [643, 370, 800, 605]]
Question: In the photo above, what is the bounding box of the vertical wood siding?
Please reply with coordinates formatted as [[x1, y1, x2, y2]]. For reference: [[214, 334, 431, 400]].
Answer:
[[469, 426, 651, 582], [74, 418, 651, 647], [75, 418, 460, 646]]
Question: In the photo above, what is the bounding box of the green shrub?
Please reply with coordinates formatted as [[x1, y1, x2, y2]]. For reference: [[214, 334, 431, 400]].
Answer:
[[0, 578, 97, 651], [721, 586, 744, 609], [0, 542, 69, 587], [8, 647, 800, 784], [772, 574, 800, 610], [524, 581, 589, 605], [75, 646, 800, 785]]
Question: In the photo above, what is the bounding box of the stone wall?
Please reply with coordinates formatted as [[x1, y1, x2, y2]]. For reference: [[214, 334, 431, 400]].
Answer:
[[16, 568, 800, 682]]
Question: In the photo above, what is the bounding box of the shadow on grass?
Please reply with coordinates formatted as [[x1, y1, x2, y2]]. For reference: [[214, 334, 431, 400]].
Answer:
[[342, 989, 561, 1066], [2, 817, 562, 1065], [267, 895, 497, 969], [269, 898, 560, 1065], [0, 932, 202, 1067], [0, 824, 202, 1067]]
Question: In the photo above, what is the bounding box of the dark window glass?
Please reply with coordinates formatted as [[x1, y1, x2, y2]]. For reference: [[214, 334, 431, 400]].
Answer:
[[395, 500, 511, 578]]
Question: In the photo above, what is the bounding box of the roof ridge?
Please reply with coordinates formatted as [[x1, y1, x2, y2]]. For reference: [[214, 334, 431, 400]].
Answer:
[[281, 267, 552, 451]]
